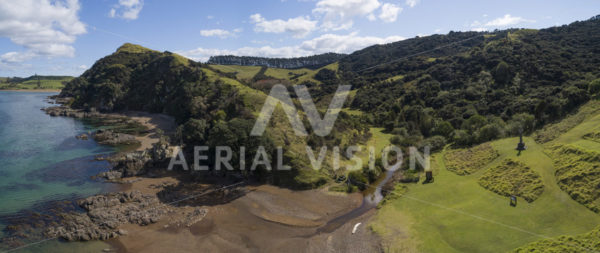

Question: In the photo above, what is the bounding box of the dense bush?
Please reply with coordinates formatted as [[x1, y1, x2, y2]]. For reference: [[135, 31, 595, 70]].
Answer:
[[444, 143, 499, 175], [345, 17, 600, 147], [478, 159, 544, 202]]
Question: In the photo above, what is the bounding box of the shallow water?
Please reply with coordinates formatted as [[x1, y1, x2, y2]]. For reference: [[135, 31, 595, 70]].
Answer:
[[0, 91, 116, 250]]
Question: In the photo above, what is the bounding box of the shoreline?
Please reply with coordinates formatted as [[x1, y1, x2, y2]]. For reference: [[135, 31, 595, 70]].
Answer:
[[29, 99, 384, 252], [0, 89, 61, 92]]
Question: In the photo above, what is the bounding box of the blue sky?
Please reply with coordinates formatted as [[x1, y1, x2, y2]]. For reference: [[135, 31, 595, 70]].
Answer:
[[0, 0, 598, 77]]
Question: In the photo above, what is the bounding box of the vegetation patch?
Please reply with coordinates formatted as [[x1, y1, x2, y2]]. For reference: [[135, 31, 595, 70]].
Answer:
[[534, 100, 600, 143], [582, 131, 600, 143], [443, 143, 499, 175], [550, 144, 600, 212], [512, 226, 600, 253], [478, 159, 544, 202]]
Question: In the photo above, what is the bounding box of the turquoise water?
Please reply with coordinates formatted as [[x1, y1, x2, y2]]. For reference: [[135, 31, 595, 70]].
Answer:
[[0, 91, 117, 250]]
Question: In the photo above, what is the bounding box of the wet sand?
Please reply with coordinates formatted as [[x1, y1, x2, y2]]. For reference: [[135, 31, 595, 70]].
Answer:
[[105, 179, 382, 252], [97, 111, 383, 252]]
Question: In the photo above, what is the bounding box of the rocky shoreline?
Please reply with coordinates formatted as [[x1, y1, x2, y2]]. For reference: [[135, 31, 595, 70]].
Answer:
[[2, 97, 184, 245], [46, 191, 171, 241]]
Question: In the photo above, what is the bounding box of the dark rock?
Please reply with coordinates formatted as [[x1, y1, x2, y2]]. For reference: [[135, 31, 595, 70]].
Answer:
[[75, 134, 88, 140], [46, 191, 171, 242], [93, 129, 139, 146]]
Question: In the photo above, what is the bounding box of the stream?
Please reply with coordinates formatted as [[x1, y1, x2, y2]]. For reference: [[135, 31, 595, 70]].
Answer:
[[315, 164, 398, 234]]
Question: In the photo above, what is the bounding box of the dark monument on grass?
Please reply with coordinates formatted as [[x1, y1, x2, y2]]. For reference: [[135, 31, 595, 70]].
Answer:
[[423, 170, 434, 184], [516, 129, 526, 151], [510, 195, 517, 207]]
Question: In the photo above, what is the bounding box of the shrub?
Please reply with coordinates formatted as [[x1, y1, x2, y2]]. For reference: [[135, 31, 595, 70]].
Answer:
[[588, 78, 600, 95], [478, 159, 544, 202], [422, 135, 447, 152]]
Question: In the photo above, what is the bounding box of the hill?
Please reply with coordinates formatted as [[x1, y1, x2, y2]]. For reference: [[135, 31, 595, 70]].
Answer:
[[369, 99, 600, 252], [0, 75, 73, 90], [59, 43, 369, 189], [58, 16, 600, 191], [207, 53, 346, 69]]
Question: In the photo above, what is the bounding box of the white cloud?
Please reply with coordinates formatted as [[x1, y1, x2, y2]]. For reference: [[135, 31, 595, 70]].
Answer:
[[109, 0, 144, 20], [313, 0, 382, 30], [250, 14, 317, 38], [379, 3, 402, 23], [78, 64, 87, 70], [469, 14, 535, 31], [367, 13, 376, 21], [405, 0, 419, 8], [484, 14, 534, 27], [1, 51, 36, 63], [0, 0, 86, 63], [200, 28, 241, 39], [178, 32, 405, 62]]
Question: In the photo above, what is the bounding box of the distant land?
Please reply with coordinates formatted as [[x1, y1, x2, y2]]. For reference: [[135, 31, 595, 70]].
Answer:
[[0, 75, 74, 91], [207, 52, 347, 69]]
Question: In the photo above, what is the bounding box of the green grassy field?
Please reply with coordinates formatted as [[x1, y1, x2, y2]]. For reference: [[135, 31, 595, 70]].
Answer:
[[370, 104, 600, 252], [0, 76, 73, 90], [210, 64, 262, 80], [209, 62, 339, 86]]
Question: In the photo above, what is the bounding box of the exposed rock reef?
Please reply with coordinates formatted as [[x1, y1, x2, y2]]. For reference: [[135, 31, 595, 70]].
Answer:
[[46, 191, 171, 241], [93, 129, 139, 146]]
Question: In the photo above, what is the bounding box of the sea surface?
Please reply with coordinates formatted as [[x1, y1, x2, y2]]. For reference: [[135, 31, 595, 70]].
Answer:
[[0, 91, 116, 251]]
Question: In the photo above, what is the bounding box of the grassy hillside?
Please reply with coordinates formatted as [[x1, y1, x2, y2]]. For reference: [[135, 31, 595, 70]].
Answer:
[[370, 100, 600, 252], [0, 76, 73, 90]]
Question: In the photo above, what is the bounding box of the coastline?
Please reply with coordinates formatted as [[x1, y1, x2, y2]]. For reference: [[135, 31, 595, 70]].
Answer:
[[26, 98, 383, 252], [0, 89, 61, 92]]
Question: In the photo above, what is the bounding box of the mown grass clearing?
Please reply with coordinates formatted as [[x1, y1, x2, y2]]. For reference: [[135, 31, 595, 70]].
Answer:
[[370, 135, 600, 252], [209, 64, 262, 80], [0, 77, 73, 90]]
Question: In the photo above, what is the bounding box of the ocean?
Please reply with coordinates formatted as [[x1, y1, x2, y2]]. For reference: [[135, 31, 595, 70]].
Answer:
[[0, 91, 116, 252]]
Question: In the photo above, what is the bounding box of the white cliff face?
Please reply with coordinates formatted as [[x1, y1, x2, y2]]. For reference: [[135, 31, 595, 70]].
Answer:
[[207, 53, 346, 69]]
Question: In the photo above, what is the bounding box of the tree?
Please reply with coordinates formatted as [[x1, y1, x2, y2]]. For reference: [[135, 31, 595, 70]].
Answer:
[[507, 113, 535, 135], [452, 130, 472, 146], [492, 61, 512, 87], [182, 118, 208, 145], [462, 114, 487, 133], [477, 124, 503, 142], [589, 79, 600, 96], [433, 120, 454, 138]]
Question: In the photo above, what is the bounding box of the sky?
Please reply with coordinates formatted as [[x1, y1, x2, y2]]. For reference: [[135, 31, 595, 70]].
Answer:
[[0, 0, 599, 77]]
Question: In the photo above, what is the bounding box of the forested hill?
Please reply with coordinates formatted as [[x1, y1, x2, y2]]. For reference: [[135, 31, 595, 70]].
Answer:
[[57, 15, 600, 189], [207, 53, 346, 69], [341, 15, 600, 147]]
